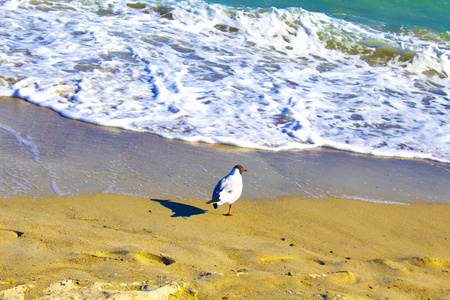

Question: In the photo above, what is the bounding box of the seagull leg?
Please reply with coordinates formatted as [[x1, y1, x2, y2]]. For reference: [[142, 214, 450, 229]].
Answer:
[[224, 204, 233, 216]]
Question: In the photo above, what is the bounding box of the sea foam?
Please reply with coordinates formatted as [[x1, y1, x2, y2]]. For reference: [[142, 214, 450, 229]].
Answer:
[[0, 0, 449, 163]]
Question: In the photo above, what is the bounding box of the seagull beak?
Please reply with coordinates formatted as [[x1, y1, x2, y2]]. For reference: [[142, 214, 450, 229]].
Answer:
[[243, 169, 247, 172]]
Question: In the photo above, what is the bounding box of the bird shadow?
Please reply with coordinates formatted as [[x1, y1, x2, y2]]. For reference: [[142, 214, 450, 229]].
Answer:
[[150, 199, 208, 219]]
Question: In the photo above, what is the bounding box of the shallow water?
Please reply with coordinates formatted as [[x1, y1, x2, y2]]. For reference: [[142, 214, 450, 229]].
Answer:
[[0, 0, 449, 163], [1, 97, 449, 203]]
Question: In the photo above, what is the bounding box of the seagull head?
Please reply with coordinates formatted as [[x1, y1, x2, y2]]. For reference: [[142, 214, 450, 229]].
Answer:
[[234, 165, 247, 174]]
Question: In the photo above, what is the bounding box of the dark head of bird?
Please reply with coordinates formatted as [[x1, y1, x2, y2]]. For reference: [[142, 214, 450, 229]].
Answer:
[[234, 165, 247, 174]]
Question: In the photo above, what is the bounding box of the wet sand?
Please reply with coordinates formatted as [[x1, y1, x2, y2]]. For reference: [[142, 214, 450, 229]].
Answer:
[[0, 193, 449, 299], [1, 96, 449, 203], [0, 96, 449, 299]]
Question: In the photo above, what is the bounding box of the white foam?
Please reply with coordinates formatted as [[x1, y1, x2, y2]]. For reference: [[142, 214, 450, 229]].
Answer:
[[0, 125, 40, 164], [0, 124, 68, 196], [0, 0, 449, 163], [342, 195, 410, 205]]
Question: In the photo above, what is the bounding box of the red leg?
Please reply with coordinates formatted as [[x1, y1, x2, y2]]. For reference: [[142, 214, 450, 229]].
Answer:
[[224, 204, 233, 216]]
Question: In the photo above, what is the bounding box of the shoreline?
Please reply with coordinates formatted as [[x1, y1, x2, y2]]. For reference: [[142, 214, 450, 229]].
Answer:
[[1, 96, 449, 203], [1, 193, 449, 299]]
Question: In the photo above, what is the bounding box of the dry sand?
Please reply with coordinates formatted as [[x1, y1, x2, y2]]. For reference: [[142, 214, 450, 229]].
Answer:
[[1, 193, 449, 299]]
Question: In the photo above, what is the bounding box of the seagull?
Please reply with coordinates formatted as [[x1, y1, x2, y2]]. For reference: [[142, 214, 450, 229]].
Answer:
[[207, 165, 247, 216]]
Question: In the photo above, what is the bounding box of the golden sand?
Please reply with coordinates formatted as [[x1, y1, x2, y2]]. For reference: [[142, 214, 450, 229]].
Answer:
[[0, 193, 449, 299]]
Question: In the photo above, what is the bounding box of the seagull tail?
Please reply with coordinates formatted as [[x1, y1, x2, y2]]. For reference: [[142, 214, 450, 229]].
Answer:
[[207, 197, 220, 209]]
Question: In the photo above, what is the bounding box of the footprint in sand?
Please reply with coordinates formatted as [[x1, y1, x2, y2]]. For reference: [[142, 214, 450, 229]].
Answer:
[[0, 229, 24, 243], [300, 270, 357, 287], [404, 257, 450, 269], [260, 256, 326, 266], [324, 270, 357, 284], [368, 258, 407, 273], [91, 250, 176, 266]]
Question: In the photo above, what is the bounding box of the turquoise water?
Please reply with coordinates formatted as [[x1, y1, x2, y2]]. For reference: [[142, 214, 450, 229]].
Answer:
[[212, 0, 450, 32]]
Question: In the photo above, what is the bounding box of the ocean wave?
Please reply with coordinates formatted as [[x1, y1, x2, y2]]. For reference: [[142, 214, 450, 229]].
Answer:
[[0, 0, 449, 163]]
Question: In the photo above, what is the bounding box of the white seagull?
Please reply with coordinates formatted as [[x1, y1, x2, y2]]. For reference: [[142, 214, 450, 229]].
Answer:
[[207, 165, 247, 216]]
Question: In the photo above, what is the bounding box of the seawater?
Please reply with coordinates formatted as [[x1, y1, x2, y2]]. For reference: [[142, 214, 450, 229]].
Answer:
[[214, 0, 450, 32], [0, 0, 449, 163]]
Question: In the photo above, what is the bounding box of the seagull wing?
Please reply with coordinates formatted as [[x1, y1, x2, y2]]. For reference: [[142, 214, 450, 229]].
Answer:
[[207, 175, 233, 204]]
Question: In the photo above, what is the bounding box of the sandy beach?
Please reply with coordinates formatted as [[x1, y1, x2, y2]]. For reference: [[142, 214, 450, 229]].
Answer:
[[1, 0, 450, 295], [1, 97, 449, 299], [0, 193, 449, 299]]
